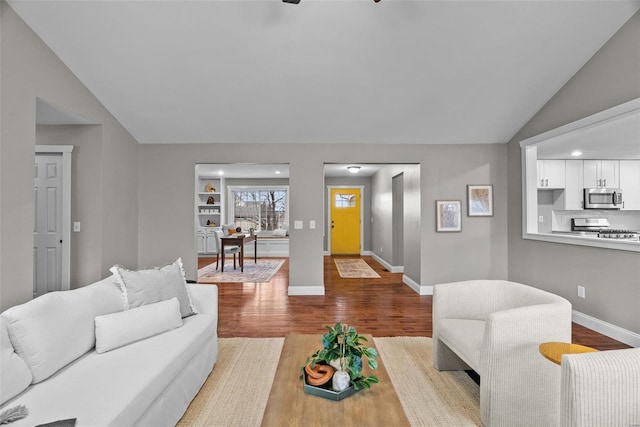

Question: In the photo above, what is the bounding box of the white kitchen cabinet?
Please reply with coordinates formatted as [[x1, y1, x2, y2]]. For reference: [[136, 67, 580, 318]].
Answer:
[[205, 228, 219, 254], [197, 229, 206, 254], [537, 160, 565, 189], [619, 160, 640, 210], [563, 160, 584, 210], [197, 228, 220, 255], [583, 160, 619, 188]]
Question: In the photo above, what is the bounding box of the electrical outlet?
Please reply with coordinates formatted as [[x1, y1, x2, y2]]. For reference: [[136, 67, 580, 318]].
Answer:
[[73, 222, 81, 232], [539, 216, 544, 223], [577, 285, 586, 299]]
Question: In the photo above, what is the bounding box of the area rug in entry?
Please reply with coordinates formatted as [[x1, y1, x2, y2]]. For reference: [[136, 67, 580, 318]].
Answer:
[[198, 259, 284, 283], [178, 336, 480, 426], [334, 258, 381, 278]]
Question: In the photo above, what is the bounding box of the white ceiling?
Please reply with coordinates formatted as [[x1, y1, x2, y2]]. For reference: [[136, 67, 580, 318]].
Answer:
[[537, 109, 640, 160], [9, 0, 640, 146]]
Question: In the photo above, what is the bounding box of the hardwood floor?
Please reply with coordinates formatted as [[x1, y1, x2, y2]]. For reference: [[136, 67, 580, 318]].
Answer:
[[197, 255, 630, 351]]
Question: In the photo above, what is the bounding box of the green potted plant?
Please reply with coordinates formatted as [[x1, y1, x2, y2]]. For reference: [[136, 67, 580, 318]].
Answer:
[[307, 323, 379, 390]]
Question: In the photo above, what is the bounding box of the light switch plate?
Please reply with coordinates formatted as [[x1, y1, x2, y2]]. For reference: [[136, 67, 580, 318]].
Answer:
[[73, 222, 81, 232], [294, 221, 303, 229], [309, 220, 316, 229]]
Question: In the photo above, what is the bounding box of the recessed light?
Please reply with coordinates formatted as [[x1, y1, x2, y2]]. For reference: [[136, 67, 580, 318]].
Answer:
[[347, 166, 361, 174], [570, 151, 583, 157], [217, 170, 224, 176], [275, 170, 281, 175]]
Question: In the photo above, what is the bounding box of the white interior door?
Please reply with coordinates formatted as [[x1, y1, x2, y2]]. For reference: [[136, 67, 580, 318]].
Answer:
[[34, 154, 63, 297]]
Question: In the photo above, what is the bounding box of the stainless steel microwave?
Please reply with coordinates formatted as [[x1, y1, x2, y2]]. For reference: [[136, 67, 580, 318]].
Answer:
[[583, 188, 623, 209]]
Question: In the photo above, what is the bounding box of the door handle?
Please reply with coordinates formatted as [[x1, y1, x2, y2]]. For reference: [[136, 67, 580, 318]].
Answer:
[[603, 179, 607, 187]]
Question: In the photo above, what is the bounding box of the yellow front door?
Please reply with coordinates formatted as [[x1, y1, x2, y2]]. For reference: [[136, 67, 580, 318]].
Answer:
[[330, 188, 361, 254]]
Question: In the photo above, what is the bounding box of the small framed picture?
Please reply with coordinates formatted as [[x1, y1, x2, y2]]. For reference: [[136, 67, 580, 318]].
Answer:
[[467, 185, 493, 217], [436, 200, 462, 232]]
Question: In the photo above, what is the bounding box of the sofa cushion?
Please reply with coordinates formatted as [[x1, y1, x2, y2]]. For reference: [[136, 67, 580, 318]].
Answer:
[[0, 314, 217, 426], [110, 258, 196, 318], [437, 318, 486, 371], [95, 298, 183, 354], [1, 276, 123, 384], [0, 318, 32, 405]]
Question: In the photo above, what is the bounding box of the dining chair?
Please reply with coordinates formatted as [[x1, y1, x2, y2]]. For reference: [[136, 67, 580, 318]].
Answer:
[[213, 230, 240, 270]]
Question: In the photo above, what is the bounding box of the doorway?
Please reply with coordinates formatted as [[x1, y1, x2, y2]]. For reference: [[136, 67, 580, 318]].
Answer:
[[34, 146, 72, 297], [329, 187, 362, 254], [392, 173, 404, 266]]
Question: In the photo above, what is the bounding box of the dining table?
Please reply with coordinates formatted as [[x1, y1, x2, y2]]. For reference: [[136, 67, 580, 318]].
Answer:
[[220, 233, 257, 272]]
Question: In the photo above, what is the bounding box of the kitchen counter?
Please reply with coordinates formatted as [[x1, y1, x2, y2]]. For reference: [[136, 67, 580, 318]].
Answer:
[[525, 231, 640, 252]]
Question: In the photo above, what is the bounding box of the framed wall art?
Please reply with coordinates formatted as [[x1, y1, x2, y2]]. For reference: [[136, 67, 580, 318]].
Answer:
[[467, 184, 493, 217], [436, 200, 462, 232]]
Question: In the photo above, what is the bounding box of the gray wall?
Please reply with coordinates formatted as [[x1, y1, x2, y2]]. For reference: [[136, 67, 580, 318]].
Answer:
[[420, 145, 509, 284], [0, 4, 139, 310], [507, 11, 640, 333], [138, 144, 508, 289]]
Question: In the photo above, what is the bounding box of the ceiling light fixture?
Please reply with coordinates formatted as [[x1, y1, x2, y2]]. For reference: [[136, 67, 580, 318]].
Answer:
[[570, 151, 583, 157], [283, 0, 379, 3], [347, 166, 361, 174]]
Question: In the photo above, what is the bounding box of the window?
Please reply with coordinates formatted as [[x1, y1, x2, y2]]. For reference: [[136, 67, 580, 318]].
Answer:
[[334, 193, 356, 208], [228, 186, 288, 232]]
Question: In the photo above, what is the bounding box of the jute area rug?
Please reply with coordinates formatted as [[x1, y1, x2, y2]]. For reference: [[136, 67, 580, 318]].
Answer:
[[197, 259, 285, 283], [334, 258, 381, 279], [178, 337, 480, 426]]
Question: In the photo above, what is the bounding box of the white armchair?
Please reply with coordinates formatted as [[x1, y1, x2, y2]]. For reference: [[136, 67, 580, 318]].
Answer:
[[560, 347, 640, 426], [433, 280, 572, 427]]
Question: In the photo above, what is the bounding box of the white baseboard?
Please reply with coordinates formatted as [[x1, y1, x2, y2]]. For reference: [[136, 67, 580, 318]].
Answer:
[[572, 310, 640, 348], [402, 275, 433, 296], [288, 286, 325, 296], [369, 253, 404, 274]]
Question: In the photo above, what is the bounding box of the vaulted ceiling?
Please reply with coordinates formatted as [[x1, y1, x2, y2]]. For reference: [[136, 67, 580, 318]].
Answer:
[[8, 0, 640, 145]]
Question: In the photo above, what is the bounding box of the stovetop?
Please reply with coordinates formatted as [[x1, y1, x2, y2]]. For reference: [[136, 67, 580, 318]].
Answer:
[[598, 229, 639, 239], [569, 218, 639, 240]]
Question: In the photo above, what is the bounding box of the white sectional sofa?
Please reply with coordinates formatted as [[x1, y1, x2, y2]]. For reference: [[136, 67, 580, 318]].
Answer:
[[433, 279, 572, 427], [0, 260, 218, 427]]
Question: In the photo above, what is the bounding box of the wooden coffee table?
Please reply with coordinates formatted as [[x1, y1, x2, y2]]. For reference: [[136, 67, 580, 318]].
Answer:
[[261, 333, 409, 426]]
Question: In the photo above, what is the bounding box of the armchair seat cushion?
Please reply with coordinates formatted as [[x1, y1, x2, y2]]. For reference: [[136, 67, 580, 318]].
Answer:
[[436, 319, 485, 372]]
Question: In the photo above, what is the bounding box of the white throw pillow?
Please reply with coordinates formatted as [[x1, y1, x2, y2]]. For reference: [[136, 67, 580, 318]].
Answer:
[[0, 318, 32, 405], [273, 228, 287, 237], [95, 298, 183, 354], [1, 276, 124, 383], [110, 258, 197, 318]]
